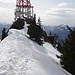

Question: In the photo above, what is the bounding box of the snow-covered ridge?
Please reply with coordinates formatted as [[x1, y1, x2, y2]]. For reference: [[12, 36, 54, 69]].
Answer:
[[0, 27, 71, 75]]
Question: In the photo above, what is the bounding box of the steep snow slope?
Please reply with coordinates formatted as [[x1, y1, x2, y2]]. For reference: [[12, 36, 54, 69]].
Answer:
[[0, 28, 71, 75]]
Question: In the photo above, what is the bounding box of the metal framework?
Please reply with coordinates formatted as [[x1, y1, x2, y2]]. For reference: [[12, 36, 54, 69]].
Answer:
[[15, 0, 34, 20]]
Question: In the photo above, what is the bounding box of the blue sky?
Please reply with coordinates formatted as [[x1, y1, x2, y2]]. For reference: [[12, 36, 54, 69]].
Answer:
[[0, 0, 75, 26]]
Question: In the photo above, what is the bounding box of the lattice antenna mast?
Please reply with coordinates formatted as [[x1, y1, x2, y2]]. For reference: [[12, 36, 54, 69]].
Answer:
[[15, 0, 34, 20]]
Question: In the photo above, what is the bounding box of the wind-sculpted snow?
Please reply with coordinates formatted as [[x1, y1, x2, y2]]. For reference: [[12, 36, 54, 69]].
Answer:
[[0, 28, 71, 75]]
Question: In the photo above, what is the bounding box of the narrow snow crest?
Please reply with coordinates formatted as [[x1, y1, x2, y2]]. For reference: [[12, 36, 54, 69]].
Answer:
[[0, 28, 71, 75]]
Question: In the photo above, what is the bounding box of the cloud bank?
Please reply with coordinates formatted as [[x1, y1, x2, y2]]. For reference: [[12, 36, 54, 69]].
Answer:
[[0, 7, 14, 23], [38, 3, 75, 26], [0, 0, 15, 3]]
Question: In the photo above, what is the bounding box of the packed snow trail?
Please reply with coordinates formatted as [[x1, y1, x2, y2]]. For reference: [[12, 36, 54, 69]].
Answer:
[[0, 28, 71, 75]]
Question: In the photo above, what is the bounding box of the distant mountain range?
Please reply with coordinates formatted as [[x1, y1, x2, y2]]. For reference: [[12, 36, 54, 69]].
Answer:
[[0, 23, 74, 43], [43, 24, 75, 43]]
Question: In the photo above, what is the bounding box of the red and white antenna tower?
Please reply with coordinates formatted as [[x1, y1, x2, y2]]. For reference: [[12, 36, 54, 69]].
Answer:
[[15, 0, 34, 20]]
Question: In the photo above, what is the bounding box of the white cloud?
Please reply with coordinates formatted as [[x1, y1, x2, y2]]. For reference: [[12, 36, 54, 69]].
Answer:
[[57, 3, 68, 7], [44, 7, 75, 17], [0, 0, 15, 3], [30, 4, 75, 26], [0, 7, 14, 23], [39, 5, 75, 25]]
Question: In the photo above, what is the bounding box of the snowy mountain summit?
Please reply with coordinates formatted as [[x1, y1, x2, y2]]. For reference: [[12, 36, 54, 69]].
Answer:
[[0, 26, 71, 75]]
